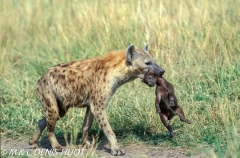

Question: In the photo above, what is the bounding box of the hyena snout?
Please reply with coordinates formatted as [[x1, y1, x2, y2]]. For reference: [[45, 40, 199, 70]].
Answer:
[[150, 63, 165, 77]]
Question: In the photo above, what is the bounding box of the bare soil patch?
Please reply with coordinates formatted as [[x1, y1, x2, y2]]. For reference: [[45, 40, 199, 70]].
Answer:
[[1, 137, 204, 158]]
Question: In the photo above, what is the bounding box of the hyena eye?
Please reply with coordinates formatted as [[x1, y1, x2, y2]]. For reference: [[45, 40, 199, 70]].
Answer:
[[148, 76, 152, 80], [145, 61, 152, 65]]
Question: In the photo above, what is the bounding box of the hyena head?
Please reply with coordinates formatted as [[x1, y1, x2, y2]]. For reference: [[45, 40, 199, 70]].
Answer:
[[142, 68, 158, 87], [125, 44, 165, 79]]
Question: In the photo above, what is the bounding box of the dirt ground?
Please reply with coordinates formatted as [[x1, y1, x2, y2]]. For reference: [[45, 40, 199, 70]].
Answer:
[[1, 136, 205, 158]]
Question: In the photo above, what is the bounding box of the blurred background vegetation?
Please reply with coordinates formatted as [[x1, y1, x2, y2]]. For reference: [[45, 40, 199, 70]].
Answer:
[[0, 0, 239, 157]]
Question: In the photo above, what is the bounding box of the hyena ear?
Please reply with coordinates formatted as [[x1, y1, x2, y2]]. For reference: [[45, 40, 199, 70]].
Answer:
[[126, 44, 139, 63], [142, 43, 148, 53]]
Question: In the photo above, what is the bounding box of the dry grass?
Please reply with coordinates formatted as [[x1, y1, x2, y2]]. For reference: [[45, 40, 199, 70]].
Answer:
[[1, 0, 240, 157]]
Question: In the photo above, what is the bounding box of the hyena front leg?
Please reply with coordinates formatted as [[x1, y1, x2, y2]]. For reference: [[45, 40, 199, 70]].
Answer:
[[82, 106, 94, 148], [92, 104, 125, 156]]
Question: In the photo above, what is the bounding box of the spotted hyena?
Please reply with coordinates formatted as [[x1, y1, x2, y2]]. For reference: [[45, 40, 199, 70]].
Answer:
[[29, 44, 165, 156]]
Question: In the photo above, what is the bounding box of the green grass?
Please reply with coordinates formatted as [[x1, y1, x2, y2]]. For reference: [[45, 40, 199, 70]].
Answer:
[[0, 0, 240, 157]]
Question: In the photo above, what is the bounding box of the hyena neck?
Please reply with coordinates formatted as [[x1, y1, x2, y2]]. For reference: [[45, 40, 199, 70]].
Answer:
[[107, 65, 138, 97], [110, 66, 138, 94], [103, 50, 140, 95]]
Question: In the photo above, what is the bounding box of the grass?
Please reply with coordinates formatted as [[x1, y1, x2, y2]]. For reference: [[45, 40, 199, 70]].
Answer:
[[0, 0, 240, 157]]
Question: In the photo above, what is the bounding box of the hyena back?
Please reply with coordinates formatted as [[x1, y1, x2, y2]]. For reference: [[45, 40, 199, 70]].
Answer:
[[29, 44, 165, 156]]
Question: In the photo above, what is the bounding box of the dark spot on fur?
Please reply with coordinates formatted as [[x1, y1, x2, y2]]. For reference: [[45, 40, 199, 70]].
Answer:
[[102, 117, 104, 121], [70, 61, 76, 65], [54, 80, 58, 84], [63, 83, 66, 87], [43, 79, 46, 83], [54, 63, 61, 67], [104, 124, 106, 127], [104, 71, 107, 76], [114, 63, 119, 67], [69, 79, 75, 83], [59, 74, 65, 80], [48, 108, 53, 112], [97, 65, 103, 71], [61, 63, 69, 67], [75, 64, 80, 69], [103, 78, 106, 82], [100, 112, 102, 115]]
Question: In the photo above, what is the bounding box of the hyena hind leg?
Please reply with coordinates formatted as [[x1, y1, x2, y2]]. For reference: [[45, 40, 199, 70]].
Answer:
[[30, 89, 67, 151], [45, 95, 66, 151], [29, 117, 47, 145]]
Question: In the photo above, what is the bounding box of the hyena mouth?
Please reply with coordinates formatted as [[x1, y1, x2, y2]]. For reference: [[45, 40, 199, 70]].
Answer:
[[152, 63, 165, 77]]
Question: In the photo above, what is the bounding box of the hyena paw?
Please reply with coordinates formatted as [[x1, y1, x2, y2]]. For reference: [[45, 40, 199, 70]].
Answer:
[[170, 131, 175, 138], [169, 99, 175, 106], [53, 145, 64, 152], [186, 119, 192, 124], [29, 140, 36, 145], [181, 118, 192, 124], [111, 147, 125, 156]]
